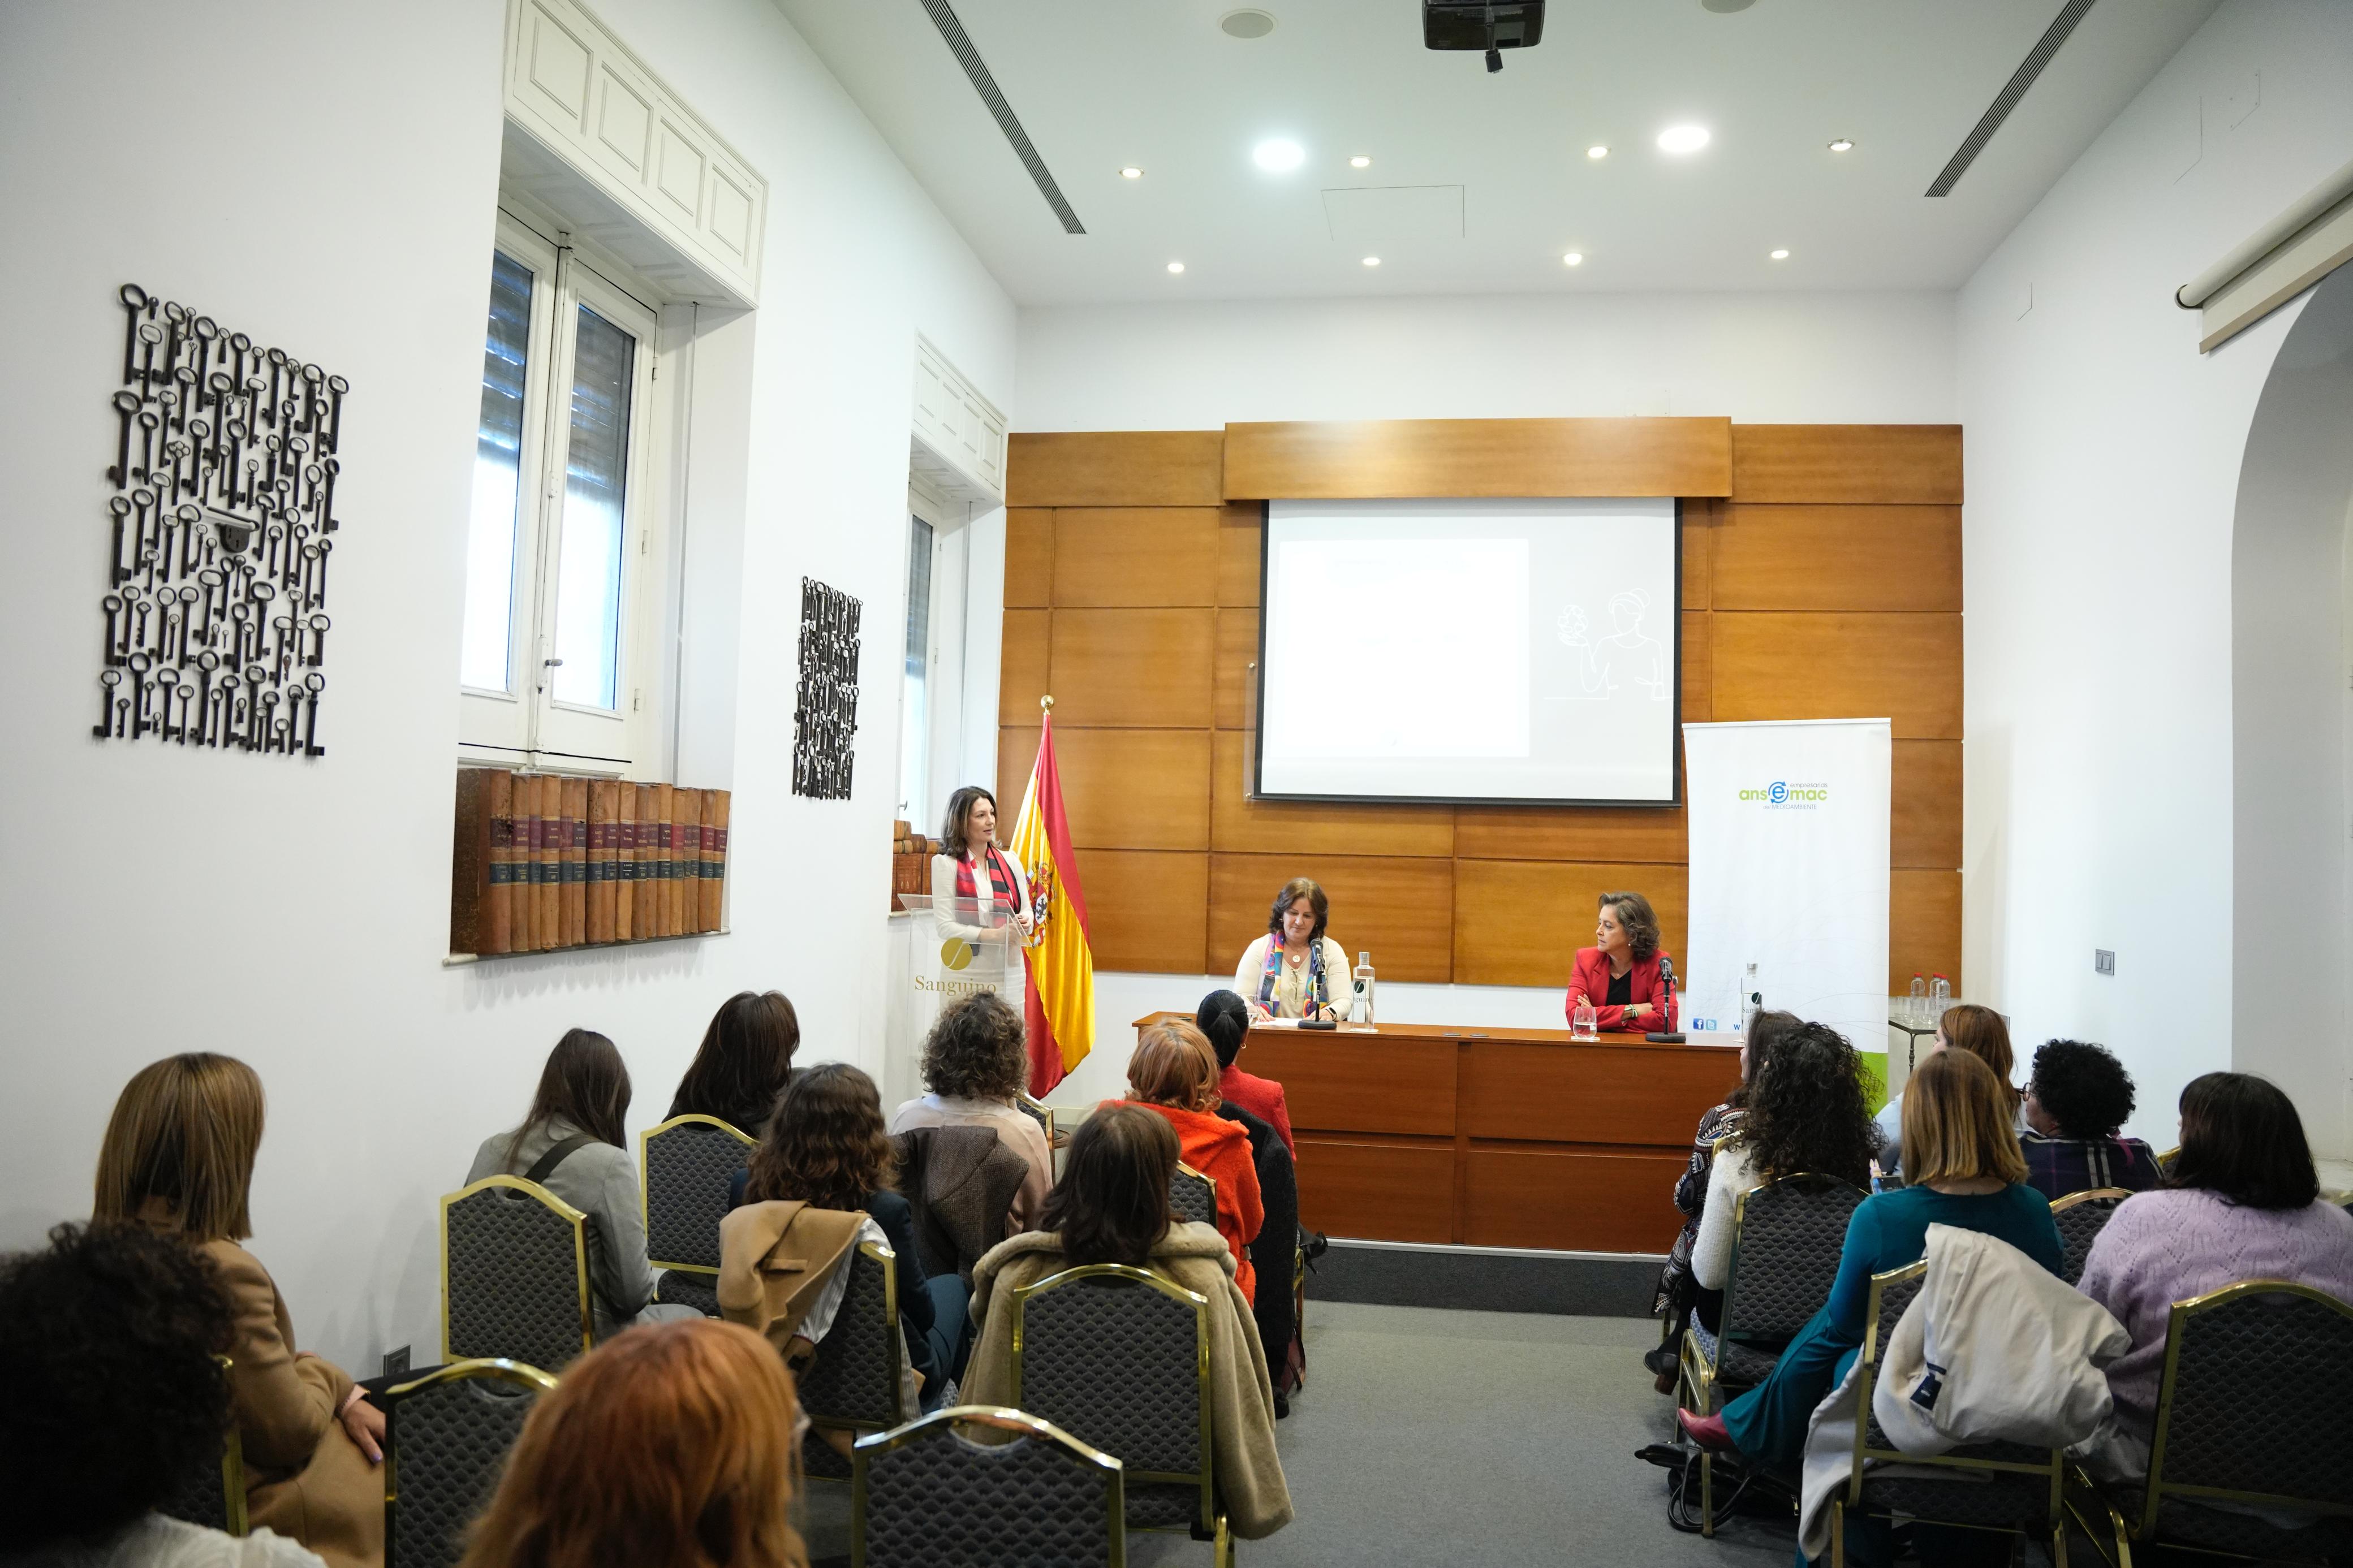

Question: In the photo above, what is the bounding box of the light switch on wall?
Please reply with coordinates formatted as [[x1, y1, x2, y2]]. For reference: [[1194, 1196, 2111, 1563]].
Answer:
[[2095, 949, 2116, 976]]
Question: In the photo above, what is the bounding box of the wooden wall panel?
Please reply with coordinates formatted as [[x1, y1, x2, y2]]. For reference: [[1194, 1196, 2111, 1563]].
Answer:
[[1463, 1147, 1690, 1252], [1005, 509, 1054, 606], [1078, 849, 1210, 973], [1683, 611, 1713, 724], [1454, 797, 1685, 864], [1712, 504, 1962, 612], [1891, 869, 1963, 995], [1046, 608, 1214, 728], [1453, 860, 1688, 988], [1893, 740, 1963, 870], [1223, 417, 1733, 499], [1296, 1137, 1457, 1243], [1682, 502, 1715, 611], [1051, 507, 1220, 606], [996, 726, 1039, 818], [1217, 503, 1262, 606], [998, 610, 1050, 726], [1209, 853, 1454, 983], [1210, 730, 1455, 859], [1730, 426, 1963, 506], [1051, 728, 1212, 850], [1213, 608, 1257, 730], [1007, 431, 1225, 507], [1712, 613, 1962, 739]]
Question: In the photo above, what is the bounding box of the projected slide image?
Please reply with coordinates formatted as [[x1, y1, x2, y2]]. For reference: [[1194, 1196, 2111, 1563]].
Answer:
[[1256, 497, 1678, 805]]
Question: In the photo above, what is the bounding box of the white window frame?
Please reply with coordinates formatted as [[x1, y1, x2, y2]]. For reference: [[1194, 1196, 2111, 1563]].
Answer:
[[459, 207, 667, 776], [898, 494, 943, 823]]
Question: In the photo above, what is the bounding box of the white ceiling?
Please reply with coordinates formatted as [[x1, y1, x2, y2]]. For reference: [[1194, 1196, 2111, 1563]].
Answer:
[[773, 0, 2221, 305]]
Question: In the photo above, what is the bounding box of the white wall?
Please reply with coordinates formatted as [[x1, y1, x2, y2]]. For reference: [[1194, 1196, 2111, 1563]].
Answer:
[[1956, 0, 2353, 1152], [0, 0, 1014, 1368]]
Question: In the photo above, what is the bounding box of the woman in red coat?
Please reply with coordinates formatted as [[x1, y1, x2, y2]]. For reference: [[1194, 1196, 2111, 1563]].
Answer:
[[1565, 891, 1678, 1034], [1118, 1020, 1265, 1303]]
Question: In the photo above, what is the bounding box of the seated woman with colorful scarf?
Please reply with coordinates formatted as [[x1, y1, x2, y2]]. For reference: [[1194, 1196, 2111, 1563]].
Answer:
[[1232, 876, 1350, 1022]]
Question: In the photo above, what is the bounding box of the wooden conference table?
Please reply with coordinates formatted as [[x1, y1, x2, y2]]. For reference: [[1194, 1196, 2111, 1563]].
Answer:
[[1134, 1012, 1740, 1255]]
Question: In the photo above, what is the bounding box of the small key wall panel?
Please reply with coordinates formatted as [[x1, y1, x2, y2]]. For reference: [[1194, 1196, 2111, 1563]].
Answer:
[[96, 283, 347, 756]]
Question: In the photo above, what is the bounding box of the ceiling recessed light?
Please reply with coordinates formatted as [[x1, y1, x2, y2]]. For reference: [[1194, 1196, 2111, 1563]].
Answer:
[[1167, 261, 1186, 274], [1563, 251, 1584, 266], [1586, 144, 1609, 160], [1119, 165, 1143, 179], [1253, 139, 1305, 172], [1362, 255, 1381, 267], [1657, 124, 1711, 154], [1828, 138, 1854, 153], [1350, 155, 1372, 169], [1219, 7, 1277, 39], [1769, 248, 1790, 260]]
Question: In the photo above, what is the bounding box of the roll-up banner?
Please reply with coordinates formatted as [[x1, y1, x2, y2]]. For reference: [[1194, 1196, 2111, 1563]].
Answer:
[[1682, 719, 1893, 1099]]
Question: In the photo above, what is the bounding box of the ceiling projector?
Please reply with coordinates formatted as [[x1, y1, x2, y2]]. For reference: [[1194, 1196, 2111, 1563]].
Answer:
[[1422, 1, 1545, 71]]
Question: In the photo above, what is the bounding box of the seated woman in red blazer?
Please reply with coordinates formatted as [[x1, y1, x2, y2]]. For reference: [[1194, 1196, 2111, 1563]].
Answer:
[[1566, 891, 1677, 1033]]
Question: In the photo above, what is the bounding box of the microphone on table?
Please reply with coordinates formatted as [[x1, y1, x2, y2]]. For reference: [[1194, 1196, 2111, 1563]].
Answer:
[[1647, 955, 1686, 1043]]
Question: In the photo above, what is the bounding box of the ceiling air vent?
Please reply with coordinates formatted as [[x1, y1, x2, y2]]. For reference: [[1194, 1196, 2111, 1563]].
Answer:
[[1926, 0, 2098, 197], [918, 0, 1084, 234]]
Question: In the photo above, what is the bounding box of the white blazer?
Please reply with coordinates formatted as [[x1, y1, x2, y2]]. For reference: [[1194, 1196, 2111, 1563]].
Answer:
[[930, 849, 1030, 943]]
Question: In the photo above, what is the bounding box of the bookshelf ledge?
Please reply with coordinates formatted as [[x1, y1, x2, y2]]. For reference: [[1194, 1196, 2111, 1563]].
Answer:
[[442, 927, 732, 967]]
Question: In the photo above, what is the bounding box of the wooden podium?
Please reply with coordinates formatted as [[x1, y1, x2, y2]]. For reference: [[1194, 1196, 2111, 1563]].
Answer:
[[1136, 1012, 1740, 1255]]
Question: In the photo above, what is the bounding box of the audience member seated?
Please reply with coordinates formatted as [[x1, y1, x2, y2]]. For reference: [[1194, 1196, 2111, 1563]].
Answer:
[[1649, 1008, 1802, 1386], [963, 1107, 1294, 1540], [2077, 1072, 2353, 1479], [464, 1029, 698, 1341], [665, 989, 799, 1135], [2018, 1038, 2160, 1200], [93, 1055, 383, 1568], [1875, 1003, 2024, 1180], [1196, 990, 1294, 1157], [0, 1222, 326, 1568], [1679, 1049, 2063, 1567], [1117, 1020, 1265, 1303], [734, 1062, 951, 1408], [1690, 1022, 1880, 1321], [458, 1319, 804, 1568], [887, 992, 1053, 1229]]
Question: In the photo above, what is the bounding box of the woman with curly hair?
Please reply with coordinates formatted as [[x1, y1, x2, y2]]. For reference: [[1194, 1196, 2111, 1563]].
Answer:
[[1688, 1022, 1880, 1320], [458, 1319, 806, 1568], [93, 1054, 381, 1568], [0, 1221, 323, 1565], [1564, 891, 1678, 1033], [735, 1063, 948, 1407], [2017, 1038, 2160, 1200], [888, 992, 1053, 1229]]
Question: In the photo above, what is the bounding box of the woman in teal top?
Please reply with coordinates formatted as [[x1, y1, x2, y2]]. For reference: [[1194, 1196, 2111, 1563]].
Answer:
[[1681, 1048, 2062, 1563]]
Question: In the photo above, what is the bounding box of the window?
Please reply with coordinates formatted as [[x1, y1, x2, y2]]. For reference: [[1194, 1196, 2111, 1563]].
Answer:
[[898, 512, 936, 820], [459, 213, 664, 772]]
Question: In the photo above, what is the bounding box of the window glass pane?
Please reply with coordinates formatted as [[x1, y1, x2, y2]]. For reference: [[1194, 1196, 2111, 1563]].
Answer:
[[899, 516, 934, 817], [551, 304, 634, 710], [460, 251, 533, 691]]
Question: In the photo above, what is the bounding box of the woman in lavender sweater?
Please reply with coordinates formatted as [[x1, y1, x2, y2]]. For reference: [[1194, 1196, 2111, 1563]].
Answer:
[[2078, 1072, 2353, 1475]]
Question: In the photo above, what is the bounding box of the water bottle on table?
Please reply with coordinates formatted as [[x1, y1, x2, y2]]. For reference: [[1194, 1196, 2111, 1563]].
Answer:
[[1351, 952, 1376, 1025], [1930, 974, 1951, 1017], [1907, 973, 1927, 1023]]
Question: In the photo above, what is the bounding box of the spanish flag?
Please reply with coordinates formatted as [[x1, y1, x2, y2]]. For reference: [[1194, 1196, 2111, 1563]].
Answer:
[[1009, 707, 1094, 1096]]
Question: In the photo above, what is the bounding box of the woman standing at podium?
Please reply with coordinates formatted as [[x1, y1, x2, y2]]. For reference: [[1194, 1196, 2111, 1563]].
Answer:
[[1235, 877, 1351, 1022], [1565, 891, 1677, 1034], [930, 785, 1033, 944]]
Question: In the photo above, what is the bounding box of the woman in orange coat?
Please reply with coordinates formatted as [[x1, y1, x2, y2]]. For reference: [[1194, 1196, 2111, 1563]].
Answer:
[[93, 1053, 383, 1568], [1119, 1020, 1265, 1303]]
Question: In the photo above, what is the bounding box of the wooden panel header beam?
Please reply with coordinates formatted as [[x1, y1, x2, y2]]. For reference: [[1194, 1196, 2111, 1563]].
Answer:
[[1007, 431, 1225, 507], [1221, 417, 1733, 500]]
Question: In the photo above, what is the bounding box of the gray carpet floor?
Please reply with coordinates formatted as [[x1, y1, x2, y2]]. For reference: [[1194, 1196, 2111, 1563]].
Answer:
[[799, 1301, 1799, 1566]]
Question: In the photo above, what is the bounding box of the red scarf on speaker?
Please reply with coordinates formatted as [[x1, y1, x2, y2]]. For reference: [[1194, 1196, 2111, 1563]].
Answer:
[[954, 845, 1021, 918]]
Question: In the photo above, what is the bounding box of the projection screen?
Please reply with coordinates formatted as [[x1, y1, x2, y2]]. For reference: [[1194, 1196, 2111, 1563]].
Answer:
[[1254, 497, 1680, 806]]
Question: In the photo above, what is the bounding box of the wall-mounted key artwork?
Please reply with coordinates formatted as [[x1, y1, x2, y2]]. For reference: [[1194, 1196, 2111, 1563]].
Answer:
[[792, 577, 860, 801], [94, 283, 347, 756]]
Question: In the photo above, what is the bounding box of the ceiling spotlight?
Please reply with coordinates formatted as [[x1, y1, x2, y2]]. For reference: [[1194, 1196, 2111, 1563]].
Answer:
[[1120, 166, 1143, 179], [1657, 124, 1710, 154], [1587, 144, 1609, 160], [1167, 261, 1186, 274], [1563, 251, 1584, 266], [1769, 248, 1790, 260], [1828, 138, 1854, 153], [1219, 8, 1277, 39], [1350, 155, 1372, 169], [1253, 138, 1306, 172], [1362, 255, 1381, 267]]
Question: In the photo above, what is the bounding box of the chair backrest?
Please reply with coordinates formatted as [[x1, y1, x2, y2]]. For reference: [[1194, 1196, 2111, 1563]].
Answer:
[[853, 1405, 1123, 1568], [383, 1358, 556, 1568], [2048, 1188, 2131, 1287], [157, 1355, 246, 1536], [2142, 1280, 2353, 1533], [640, 1114, 756, 1274], [2155, 1145, 2180, 1177], [798, 1241, 907, 1434], [441, 1176, 591, 1371], [1720, 1173, 1867, 1343], [1016, 1095, 1055, 1143], [1011, 1264, 1212, 1530], [1169, 1163, 1216, 1228]]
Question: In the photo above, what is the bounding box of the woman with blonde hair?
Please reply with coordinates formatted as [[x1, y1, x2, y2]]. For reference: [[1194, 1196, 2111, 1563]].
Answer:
[[93, 1053, 382, 1568], [1875, 1001, 2023, 1179], [1118, 1020, 1264, 1302], [459, 1318, 805, 1568]]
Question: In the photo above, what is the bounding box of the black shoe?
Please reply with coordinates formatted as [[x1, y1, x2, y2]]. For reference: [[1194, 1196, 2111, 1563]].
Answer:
[[1274, 1390, 1290, 1419], [1643, 1342, 1679, 1377]]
